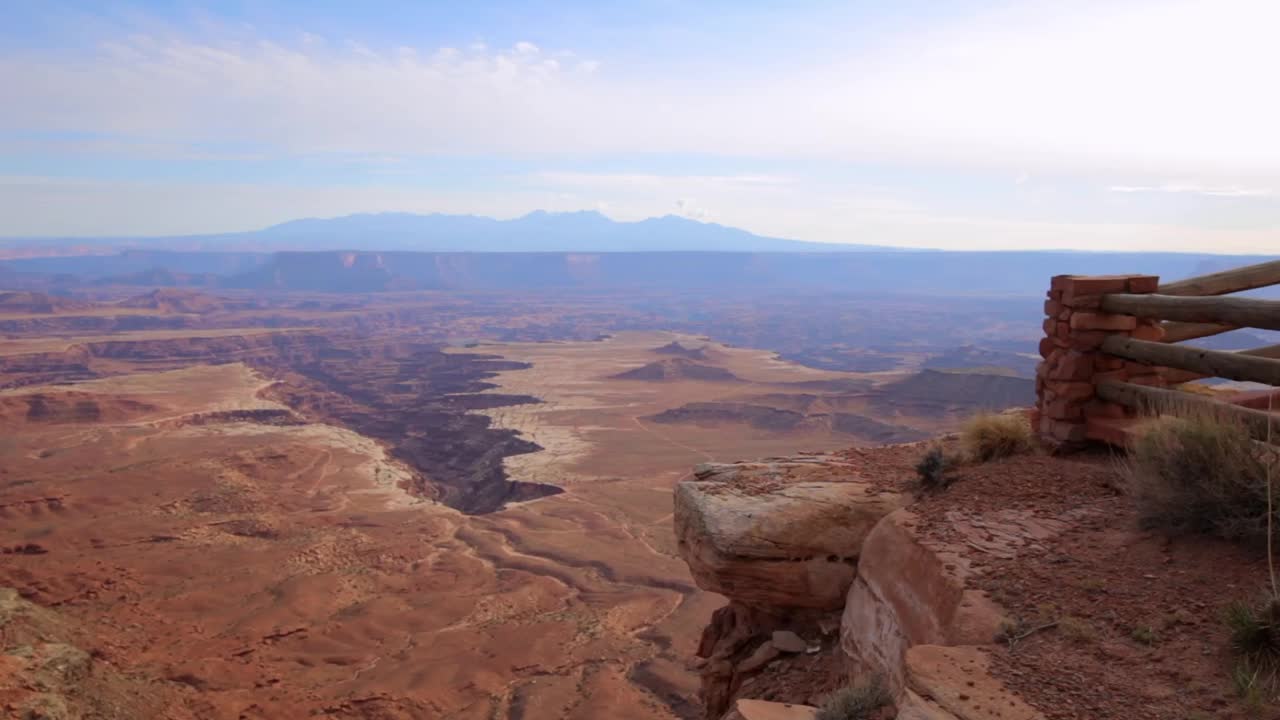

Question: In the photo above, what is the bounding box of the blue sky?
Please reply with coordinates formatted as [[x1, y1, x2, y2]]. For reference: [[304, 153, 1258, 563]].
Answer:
[[2, 0, 1279, 251]]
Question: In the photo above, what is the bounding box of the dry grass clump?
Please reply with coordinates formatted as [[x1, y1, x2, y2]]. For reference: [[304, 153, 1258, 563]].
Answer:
[[959, 411, 1035, 463], [1057, 615, 1098, 644], [1126, 411, 1278, 543], [815, 675, 892, 720], [1226, 598, 1280, 705], [1129, 623, 1160, 647]]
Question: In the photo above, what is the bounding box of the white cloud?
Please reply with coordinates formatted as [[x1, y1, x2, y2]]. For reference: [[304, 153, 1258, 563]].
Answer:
[[529, 172, 794, 189], [0, 37, 608, 156], [4, 1, 1280, 249], [675, 198, 709, 220], [1109, 184, 1276, 198], [3, 0, 1279, 177]]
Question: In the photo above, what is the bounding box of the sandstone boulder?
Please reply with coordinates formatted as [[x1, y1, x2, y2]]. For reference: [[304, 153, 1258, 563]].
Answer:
[[737, 641, 781, 673], [675, 458, 907, 609], [770, 630, 808, 654], [841, 507, 1077, 697], [736, 699, 818, 720], [901, 645, 1044, 720], [840, 510, 1006, 691]]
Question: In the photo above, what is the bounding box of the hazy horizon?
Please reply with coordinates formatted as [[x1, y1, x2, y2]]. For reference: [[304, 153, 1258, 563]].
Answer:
[[5, 208, 1278, 257], [3, 1, 1279, 253]]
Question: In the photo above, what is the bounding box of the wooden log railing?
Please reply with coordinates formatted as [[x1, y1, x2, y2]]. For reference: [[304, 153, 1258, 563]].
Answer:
[[1101, 294, 1280, 331], [1100, 336, 1280, 386], [1154, 259, 1280, 341], [1036, 259, 1280, 449], [1160, 343, 1280, 385], [1160, 321, 1238, 343], [1157, 259, 1280, 297]]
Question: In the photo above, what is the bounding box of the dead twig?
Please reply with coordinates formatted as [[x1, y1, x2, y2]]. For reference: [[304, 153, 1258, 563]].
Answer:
[[997, 619, 1060, 650]]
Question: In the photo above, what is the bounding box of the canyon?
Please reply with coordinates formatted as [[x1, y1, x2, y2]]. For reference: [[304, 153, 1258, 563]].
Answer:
[[0, 289, 1035, 719], [4, 274, 1268, 719]]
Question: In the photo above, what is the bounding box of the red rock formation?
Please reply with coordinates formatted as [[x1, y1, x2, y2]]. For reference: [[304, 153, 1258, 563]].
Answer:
[[675, 450, 1059, 720], [675, 456, 907, 718]]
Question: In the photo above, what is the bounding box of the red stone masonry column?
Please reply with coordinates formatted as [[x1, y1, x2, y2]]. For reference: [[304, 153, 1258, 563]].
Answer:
[[1033, 274, 1161, 451]]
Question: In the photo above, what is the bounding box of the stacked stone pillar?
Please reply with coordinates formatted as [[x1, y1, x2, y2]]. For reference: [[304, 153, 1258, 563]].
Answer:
[[1033, 274, 1164, 450]]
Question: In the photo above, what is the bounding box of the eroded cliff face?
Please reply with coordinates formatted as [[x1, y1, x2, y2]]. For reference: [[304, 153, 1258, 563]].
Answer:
[[674, 449, 1051, 720]]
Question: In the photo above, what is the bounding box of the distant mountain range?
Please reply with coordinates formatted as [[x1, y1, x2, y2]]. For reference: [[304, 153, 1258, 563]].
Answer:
[[1, 209, 1275, 298], [3, 248, 1276, 297], [0, 210, 898, 255]]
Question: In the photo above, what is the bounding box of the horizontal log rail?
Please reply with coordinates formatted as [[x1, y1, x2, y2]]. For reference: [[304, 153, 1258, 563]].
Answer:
[[1155, 259, 1280, 340], [1160, 343, 1280, 385], [1158, 259, 1280, 297], [1160, 321, 1238, 343], [1101, 336, 1280, 386], [1098, 380, 1280, 441], [1100, 294, 1280, 331]]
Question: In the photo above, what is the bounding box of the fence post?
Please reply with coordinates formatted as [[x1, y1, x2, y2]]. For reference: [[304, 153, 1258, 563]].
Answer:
[[1033, 274, 1160, 451]]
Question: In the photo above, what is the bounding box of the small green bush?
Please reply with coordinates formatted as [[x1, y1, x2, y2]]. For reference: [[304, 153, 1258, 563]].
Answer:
[[914, 445, 951, 491], [1127, 412, 1278, 543], [815, 675, 892, 720], [960, 412, 1035, 463]]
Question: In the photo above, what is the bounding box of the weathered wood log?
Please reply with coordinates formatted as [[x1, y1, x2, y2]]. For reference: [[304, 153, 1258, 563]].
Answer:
[[1100, 294, 1280, 331], [1160, 321, 1238, 343], [1097, 380, 1280, 442], [1158, 259, 1280, 297], [1101, 335, 1280, 385], [1161, 343, 1280, 384]]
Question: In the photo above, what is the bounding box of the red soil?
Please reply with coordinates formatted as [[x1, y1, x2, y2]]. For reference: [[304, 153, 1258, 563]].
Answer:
[[910, 448, 1272, 720]]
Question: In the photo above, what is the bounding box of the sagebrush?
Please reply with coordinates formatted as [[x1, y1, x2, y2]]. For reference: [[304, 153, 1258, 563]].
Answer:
[[960, 411, 1035, 463], [1126, 411, 1278, 543], [914, 445, 951, 491], [815, 675, 892, 720]]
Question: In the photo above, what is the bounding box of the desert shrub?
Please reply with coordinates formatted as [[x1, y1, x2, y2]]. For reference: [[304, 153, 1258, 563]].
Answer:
[[1057, 615, 1097, 644], [1129, 624, 1159, 647], [1126, 412, 1278, 543], [959, 411, 1035, 463], [1226, 597, 1280, 703], [815, 675, 892, 720], [914, 445, 951, 491], [995, 615, 1058, 648]]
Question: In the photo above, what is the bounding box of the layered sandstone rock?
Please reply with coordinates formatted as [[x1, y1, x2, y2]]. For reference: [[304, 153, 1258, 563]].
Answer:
[[676, 453, 1062, 720], [675, 458, 907, 610], [735, 699, 818, 720], [676, 456, 908, 719], [898, 645, 1043, 720], [839, 506, 1073, 714], [839, 510, 1006, 692]]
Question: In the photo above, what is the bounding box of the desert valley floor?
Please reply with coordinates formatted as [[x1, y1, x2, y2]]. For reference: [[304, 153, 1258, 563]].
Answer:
[[0, 292, 1032, 719]]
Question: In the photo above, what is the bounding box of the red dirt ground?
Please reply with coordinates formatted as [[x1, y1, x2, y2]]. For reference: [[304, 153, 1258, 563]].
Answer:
[[910, 447, 1274, 720]]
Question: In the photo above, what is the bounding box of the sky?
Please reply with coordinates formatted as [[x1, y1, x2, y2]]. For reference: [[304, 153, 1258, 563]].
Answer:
[[2, 0, 1279, 252]]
